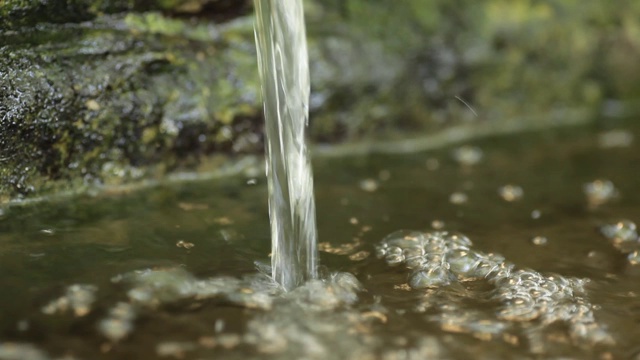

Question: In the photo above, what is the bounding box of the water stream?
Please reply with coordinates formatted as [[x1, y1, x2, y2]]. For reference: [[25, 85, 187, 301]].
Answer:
[[254, 0, 318, 291]]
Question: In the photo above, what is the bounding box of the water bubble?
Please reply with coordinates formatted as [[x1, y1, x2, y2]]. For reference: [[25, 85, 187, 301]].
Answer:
[[359, 178, 379, 192], [531, 236, 548, 246], [98, 302, 136, 342], [628, 251, 640, 265], [384, 247, 405, 266], [449, 192, 468, 205], [156, 342, 197, 358], [176, 240, 195, 249], [498, 185, 524, 202], [41, 284, 98, 317], [598, 129, 634, 148], [452, 145, 483, 166], [39, 229, 55, 236], [600, 220, 638, 242], [431, 219, 445, 229], [583, 179, 618, 206], [348, 251, 370, 261], [383, 230, 426, 248], [447, 249, 483, 278], [409, 268, 452, 289], [443, 232, 473, 248], [600, 220, 638, 252], [0, 343, 49, 360]]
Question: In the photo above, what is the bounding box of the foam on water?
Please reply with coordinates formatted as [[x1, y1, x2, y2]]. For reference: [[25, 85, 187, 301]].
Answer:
[[376, 230, 614, 351]]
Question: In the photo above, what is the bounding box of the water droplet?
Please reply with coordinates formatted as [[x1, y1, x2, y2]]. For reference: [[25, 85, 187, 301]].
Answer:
[[498, 185, 524, 202]]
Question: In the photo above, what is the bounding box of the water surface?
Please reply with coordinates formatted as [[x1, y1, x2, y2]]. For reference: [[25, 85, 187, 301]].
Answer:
[[0, 121, 638, 359]]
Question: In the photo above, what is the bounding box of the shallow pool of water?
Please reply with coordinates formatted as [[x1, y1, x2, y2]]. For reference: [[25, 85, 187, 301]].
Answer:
[[0, 120, 639, 359]]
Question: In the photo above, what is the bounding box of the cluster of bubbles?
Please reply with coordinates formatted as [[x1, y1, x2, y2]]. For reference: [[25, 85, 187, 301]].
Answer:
[[376, 230, 613, 347], [0, 343, 57, 360], [583, 179, 618, 207], [41, 284, 97, 317], [600, 219, 640, 264]]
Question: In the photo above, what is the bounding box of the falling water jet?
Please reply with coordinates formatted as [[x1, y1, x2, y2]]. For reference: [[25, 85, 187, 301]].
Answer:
[[254, 0, 318, 291]]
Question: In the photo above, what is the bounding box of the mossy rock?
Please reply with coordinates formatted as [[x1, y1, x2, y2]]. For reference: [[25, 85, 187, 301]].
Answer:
[[1, 0, 640, 203]]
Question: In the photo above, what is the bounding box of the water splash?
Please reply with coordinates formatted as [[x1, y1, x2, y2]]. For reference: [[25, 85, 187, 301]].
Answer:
[[254, 0, 318, 290]]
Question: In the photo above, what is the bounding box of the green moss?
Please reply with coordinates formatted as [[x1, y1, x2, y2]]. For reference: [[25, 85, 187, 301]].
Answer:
[[2, 1, 640, 203]]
